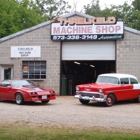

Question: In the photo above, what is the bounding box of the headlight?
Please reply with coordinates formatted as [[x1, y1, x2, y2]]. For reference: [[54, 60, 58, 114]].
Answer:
[[99, 88, 103, 93], [76, 86, 79, 91]]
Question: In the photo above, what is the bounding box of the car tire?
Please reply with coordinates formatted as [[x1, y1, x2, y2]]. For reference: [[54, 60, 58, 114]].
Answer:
[[41, 100, 50, 104], [15, 93, 24, 105], [79, 99, 90, 105], [136, 94, 140, 103], [105, 94, 115, 107]]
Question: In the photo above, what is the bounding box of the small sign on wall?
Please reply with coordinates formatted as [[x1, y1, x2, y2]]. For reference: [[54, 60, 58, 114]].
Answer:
[[11, 46, 41, 58]]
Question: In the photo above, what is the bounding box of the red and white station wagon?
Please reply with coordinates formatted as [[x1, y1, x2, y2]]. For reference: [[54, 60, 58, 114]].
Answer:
[[75, 73, 140, 106]]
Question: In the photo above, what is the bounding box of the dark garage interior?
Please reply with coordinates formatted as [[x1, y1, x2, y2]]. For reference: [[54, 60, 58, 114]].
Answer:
[[61, 60, 115, 95]]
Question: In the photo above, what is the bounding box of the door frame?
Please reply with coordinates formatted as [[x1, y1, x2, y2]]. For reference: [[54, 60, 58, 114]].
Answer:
[[0, 65, 13, 80]]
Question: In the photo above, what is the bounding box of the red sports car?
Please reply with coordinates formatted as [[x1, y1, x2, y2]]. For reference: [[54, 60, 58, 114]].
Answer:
[[75, 73, 140, 106], [0, 80, 56, 105]]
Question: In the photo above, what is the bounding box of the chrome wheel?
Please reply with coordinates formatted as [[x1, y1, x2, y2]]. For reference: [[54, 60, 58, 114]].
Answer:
[[15, 93, 24, 105], [138, 94, 140, 102], [105, 94, 115, 107]]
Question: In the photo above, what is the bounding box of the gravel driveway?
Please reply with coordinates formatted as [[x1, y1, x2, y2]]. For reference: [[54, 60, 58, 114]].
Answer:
[[0, 96, 140, 133]]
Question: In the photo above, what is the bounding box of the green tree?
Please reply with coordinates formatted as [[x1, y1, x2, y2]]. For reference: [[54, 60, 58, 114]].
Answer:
[[103, 0, 140, 30], [83, 0, 140, 30], [0, 0, 45, 38], [84, 0, 102, 17], [128, 0, 140, 30], [34, 0, 71, 20], [132, 0, 140, 10], [104, 2, 132, 24]]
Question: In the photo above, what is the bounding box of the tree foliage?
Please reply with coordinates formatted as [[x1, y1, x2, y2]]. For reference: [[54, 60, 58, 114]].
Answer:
[[129, 0, 140, 29], [34, 0, 71, 20], [0, 0, 71, 38], [0, 0, 45, 38], [84, 0, 101, 17], [83, 0, 140, 30], [1, 0, 140, 38], [132, 0, 140, 11]]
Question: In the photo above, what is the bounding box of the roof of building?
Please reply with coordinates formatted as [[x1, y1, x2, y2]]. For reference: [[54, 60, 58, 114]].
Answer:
[[0, 11, 140, 43]]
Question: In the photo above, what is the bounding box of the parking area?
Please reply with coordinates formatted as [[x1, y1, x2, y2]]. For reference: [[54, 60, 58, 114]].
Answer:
[[0, 96, 140, 133]]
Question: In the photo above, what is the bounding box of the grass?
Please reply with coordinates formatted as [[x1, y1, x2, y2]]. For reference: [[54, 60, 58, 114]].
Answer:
[[0, 121, 139, 140]]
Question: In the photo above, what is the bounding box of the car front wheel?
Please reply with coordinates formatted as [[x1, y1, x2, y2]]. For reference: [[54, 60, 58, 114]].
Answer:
[[105, 94, 115, 107], [15, 93, 24, 105], [79, 99, 90, 105]]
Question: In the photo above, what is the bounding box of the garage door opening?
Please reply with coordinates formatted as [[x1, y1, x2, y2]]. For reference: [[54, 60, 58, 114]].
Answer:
[[61, 60, 115, 95]]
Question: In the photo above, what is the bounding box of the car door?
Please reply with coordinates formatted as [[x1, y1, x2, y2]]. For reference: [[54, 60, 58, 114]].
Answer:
[[116, 78, 132, 100], [130, 78, 140, 99], [0, 83, 4, 99], [0, 81, 12, 100]]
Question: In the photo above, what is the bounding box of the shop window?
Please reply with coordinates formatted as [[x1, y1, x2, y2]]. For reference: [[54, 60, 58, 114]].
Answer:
[[22, 61, 46, 79]]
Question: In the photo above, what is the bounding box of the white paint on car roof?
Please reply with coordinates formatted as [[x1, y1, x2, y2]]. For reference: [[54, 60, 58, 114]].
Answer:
[[99, 73, 137, 79]]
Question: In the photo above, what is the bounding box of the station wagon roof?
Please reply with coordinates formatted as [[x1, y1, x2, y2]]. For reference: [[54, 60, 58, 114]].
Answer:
[[99, 73, 137, 79]]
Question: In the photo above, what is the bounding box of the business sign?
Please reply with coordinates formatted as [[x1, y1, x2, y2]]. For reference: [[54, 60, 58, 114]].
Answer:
[[11, 46, 41, 58], [51, 17, 124, 41]]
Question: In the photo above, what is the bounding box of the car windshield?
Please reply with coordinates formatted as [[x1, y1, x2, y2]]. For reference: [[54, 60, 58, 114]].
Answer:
[[27, 80, 36, 86], [12, 80, 30, 88], [96, 76, 119, 85]]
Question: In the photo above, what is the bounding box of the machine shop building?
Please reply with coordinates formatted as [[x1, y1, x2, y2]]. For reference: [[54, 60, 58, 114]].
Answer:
[[0, 12, 140, 95]]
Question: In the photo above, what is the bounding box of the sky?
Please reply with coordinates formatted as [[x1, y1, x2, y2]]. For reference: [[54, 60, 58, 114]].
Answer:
[[66, 0, 132, 11]]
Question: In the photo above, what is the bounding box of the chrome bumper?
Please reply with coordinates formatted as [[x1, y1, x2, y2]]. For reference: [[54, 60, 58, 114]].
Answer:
[[75, 94, 106, 102]]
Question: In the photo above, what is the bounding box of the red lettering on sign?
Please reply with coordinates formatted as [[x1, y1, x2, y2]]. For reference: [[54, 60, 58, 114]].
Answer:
[[61, 27, 66, 34], [116, 26, 121, 32], [96, 25, 121, 33], [53, 27, 60, 34], [53, 26, 93, 34], [67, 27, 72, 33]]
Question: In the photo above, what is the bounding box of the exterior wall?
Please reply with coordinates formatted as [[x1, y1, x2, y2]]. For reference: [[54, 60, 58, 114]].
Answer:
[[0, 12, 140, 95], [0, 66, 1, 80], [116, 31, 140, 81], [0, 25, 61, 95]]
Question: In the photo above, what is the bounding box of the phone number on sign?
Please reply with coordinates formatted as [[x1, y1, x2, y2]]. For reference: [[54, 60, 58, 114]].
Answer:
[[52, 35, 98, 40]]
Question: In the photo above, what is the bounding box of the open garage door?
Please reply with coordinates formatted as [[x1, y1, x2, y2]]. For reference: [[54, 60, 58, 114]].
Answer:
[[62, 41, 115, 60], [61, 41, 116, 95]]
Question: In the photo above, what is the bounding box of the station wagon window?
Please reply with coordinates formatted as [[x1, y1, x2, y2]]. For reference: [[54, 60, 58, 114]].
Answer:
[[22, 61, 46, 79], [120, 78, 129, 84], [130, 78, 138, 84]]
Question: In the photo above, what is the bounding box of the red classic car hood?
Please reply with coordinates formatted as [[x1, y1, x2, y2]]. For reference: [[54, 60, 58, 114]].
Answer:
[[77, 83, 120, 90]]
